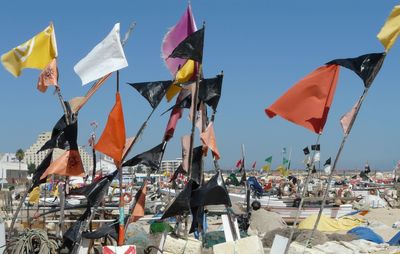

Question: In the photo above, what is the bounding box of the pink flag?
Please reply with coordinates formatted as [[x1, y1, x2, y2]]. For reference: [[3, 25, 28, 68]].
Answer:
[[162, 5, 197, 75], [200, 122, 221, 160], [37, 58, 58, 93], [163, 89, 190, 141], [340, 100, 359, 135]]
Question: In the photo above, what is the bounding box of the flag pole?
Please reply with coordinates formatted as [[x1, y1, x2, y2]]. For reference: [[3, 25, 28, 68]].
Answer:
[[284, 134, 321, 254], [306, 87, 370, 247]]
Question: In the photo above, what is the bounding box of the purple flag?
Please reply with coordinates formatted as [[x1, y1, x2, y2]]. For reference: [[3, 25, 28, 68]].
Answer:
[[162, 5, 197, 75]]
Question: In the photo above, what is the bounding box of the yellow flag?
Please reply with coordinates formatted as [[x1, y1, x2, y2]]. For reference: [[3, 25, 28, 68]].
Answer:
[[377, 5, 400, 52], [1, 24, 57, 77], [262, 164, 270, 172], [166, 59, 195, 101], [28, 186, 40, 205], [276, 165, 289, 177]]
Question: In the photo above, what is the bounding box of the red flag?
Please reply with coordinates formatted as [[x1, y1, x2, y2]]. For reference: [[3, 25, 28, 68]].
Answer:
[[251, 161, 257, 169], [129, 180, 147, 223], [37, 58, 58, 93], [95, 92, 126, 164], [265, 64, 340, 134], [163, 90, 189, 141], [40, 150, 85, 179], [235, 159, 242, 168]]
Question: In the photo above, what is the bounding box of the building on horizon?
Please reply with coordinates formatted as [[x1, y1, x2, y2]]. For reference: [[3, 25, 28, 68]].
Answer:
[[24, 132, 93, 173], [160, 158, 182, 173], [0, 153, 28, 185]]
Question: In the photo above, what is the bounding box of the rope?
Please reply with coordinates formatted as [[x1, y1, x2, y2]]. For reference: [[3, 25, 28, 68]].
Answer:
[[6, 228, 59, 254]]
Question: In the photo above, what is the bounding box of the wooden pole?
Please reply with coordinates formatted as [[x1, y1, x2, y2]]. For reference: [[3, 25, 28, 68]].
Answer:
[[307, 87, 370, 247]]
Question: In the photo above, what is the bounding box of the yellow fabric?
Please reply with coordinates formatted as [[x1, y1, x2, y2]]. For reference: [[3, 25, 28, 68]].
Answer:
[[53, 184, 60, 197], [276, 165, 288, 176], [298, 215, 364, 232], [377, 5, 400, 52], [262, 164, 270, 172], [28, 186, 40, 204], [166, 59, 195, 101], [1, 24, 57, 77]]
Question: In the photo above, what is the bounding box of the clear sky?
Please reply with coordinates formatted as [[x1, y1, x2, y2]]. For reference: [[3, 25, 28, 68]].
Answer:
[[0, 1, 399, 171]]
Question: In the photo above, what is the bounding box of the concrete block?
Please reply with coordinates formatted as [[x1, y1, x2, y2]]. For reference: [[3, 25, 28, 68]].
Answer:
[[213, 241, 235, 254], [213, 236, 264, 254]]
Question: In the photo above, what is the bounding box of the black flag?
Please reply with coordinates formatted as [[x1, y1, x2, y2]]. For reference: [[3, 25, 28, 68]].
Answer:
[[190, 146, 203, 185], [29, 151, 53, 192], [127, 80, 172, 109], [199, 74, 223, 111], [122, 142, 165, 171], [69, 170, 118, 207], [327, 52, 386, 87], [303, 146, 310, 155], [324, 157, 331, 166], [169, 27, 205, 63], [63, 208, 91, 251], [161, 94, 192, 116], [161, 180, 195, 219], [311, 144, 320, 151], [169, 164, 187, 182]]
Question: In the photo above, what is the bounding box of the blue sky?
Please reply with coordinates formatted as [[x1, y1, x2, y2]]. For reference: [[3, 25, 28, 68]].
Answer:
[[0, 1, 399, 171]]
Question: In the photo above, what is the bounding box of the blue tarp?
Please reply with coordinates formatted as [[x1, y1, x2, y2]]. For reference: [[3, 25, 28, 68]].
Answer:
[[388, 231, 400, 246], [347, 227, 384, 244]]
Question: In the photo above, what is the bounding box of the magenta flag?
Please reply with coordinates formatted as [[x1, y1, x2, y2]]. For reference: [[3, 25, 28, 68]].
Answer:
[[340, 100, 359, 135], [162, 5, 197, 75]]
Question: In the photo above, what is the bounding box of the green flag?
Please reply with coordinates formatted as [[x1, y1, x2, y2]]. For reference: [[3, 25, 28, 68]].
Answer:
[[265, 156, 272, 163], [283, 157, 289, 165]]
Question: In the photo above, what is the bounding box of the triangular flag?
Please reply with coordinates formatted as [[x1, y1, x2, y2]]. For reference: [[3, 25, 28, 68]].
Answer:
[[169, 27, 205, 63], [324, 157, 331, 166], [235, 159, 242, 169], [1, 23, 57, 77], [265, 64, 340, 134], [95, 92, 126, 164], [303, 147, 310, 155], [29, 151, 53, 192], [251, 161, 257, 169], [262, 164, 270, 172], [324, 165, 332, 175], [40, 150, 85, 179], [327, 53, 385, 88], [161, 180, 194, 219], [265, 156, 272, 163], [161, 94, 191, 116], [340, 100, 359, 135], [74, 23, 128, 85], [129, 180, 148, 223], [165, 60, 196, 102], [37, 58, 58, 93], [122, 142, 165, 171], [377, 6, 400, 52], [162, 5, 197, 75], [200, 122, 221, 160], [127, 80, 172, 109], [199, 74, 223, 111]]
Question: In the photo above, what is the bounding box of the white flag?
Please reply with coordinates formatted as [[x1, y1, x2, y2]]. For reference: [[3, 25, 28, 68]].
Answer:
[[313, 151, 320, 162], [74, 23, 128, 85], [324, 165, 332, 174]]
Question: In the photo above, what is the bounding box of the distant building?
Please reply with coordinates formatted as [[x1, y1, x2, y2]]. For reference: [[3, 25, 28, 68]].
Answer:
[[0, 153, 28, 184], [24, 132, 93, 173], [160, 158, 182, 173]]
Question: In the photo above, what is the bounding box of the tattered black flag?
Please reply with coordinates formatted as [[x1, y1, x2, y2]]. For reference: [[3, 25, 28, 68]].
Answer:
[[161, 180, 196, 219], [303, 146, 310, 155], [38, 103, 78, 152], [127, 80, 172, 109], [169, 27, 205, 63], [169, 164, 187, 182], [190, 171, 231, 207], [324, 157, 331, 166], [29, 150, 53, 192], [199, 74, 223, 111], [161, 94, 192, 116], [69, 170, 118, 207], [122, 142, 165, 171], [311, 144, 320, 151], [63, 208, 91, 251], [191, 146, 203, 185], [327, 52, 386, 87]]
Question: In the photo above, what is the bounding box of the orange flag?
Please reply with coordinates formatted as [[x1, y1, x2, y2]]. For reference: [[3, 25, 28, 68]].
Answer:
[[265, 64, 340, 134], [129, 180, 147, 223], [95, 92, 126, 164], [37, 58, 58, 93], [200, 122, 221, 160], [40, 150, 85, 179]]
